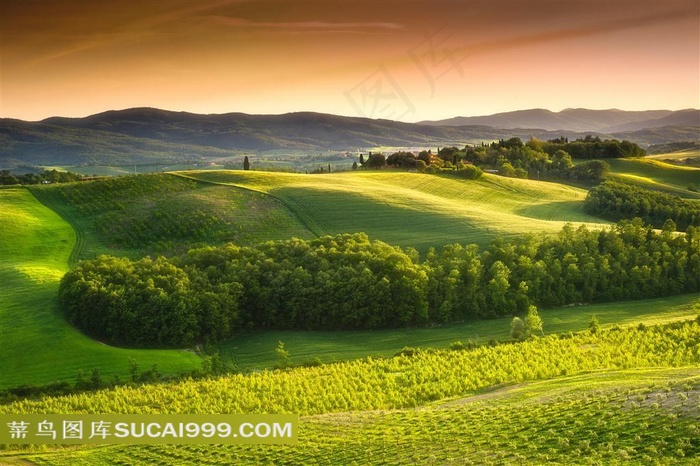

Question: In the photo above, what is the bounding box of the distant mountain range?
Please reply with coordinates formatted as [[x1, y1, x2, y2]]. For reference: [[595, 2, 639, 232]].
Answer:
[[418, 108, 700, 133], [1, 108, 698, 168]]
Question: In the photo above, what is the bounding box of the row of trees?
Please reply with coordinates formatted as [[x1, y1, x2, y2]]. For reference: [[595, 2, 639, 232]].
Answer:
[[5, 319, 697, 416], [584, 181, 700, 231], [361, 136, 628, 182], [0, 169, 83, 185], [358, 150, 483, 179], [462, 141, 611, 182], [536, 135, 647, 159], [59, 220, 700, 347]]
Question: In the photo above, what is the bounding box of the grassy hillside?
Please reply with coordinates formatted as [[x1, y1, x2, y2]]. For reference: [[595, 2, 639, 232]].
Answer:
[[180, 170, 607, 253], [647, 148, 700, 164], [2, 321, 698, 465], [7, 368, 696, 465], [7, 168, 698, 388], [3, 155, 698, 465], [606, 158, 700, 198], [218, 293, 700, 371], [0, 188, 202, 390], [28, 174, 313, 260], [25, 170, 608, 260]]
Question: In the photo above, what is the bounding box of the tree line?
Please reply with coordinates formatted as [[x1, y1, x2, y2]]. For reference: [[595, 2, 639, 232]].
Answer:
[[462, 137, 615, 182], [359, 136, 639, 183], [538, 135, 646, 159], [0, 169, 83, 185], [584, 181, 700, 231], [58, 220, 700, 348]]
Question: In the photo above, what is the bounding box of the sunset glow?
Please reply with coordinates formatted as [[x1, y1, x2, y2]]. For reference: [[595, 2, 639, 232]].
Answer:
[[2, 0, 698, 121]]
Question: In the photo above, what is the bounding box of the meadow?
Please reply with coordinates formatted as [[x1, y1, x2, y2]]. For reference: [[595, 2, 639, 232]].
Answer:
[[26, 169, 609, 260], [218, 293, 700, 371], [1, 321, 698, 465], [604, 158, 700, 198], [0, 188, 202, 390], [4, 163, 699, 389], [179, 170, 608, 253], [647, 148, 700, 164], [2, 155, 699, 465], [28, 174, 312, 261]]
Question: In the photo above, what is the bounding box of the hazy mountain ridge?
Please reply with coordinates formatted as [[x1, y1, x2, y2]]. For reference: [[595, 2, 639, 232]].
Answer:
[[602, 109, 700, 133], [1, 108, 698, 168], [419, 108, 698, 133]]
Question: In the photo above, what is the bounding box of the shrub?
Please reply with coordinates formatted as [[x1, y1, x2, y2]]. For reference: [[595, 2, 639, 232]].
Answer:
[[449, 341, 465, 351], [498, 162, 516, 178], [455, 164, 483, 180], [514, 168, 528, 179], [510, 317, 525, 340]]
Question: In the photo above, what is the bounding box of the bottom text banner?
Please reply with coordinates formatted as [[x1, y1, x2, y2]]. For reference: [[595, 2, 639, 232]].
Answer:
[[1, 414, 298, 444]]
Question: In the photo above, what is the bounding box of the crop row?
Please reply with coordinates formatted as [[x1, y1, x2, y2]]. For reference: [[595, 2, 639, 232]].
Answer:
[[3, 320, 698, 416], [8, 368, 699, 465]]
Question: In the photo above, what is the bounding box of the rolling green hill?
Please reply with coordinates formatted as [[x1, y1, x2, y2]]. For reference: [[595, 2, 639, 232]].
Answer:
[[2, 321, 698, 465], [2, 163, 700, 465], [606, 158, 700, 198], [647, 148, 700, 163], [26, 170, 608, 260], [180, 170, 608, 253], [0, 188, 202, 390], [28, 174, 313, 261], [216, 293, 700, 372], [5, 168, 698, 390]]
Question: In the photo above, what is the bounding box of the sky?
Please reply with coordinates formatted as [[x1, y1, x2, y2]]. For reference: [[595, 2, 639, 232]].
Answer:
[[1, 0, 698, 122]]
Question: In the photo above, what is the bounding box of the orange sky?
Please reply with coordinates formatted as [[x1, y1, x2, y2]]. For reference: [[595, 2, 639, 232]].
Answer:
[[1, 0, 698, 122]]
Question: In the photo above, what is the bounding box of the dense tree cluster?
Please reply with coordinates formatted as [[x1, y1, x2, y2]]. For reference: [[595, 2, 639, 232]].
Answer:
[[462, 140, 612, 182], [59, 220, 700, 347], [374, 137, 635, 181], [59, 234, 429, 346], [0, 169, 83, 185], [382, 149, 484, 178], [59, 256, 209, 347], [584, 181, 700, 231], [364, 152, 388, 169], [541, 135, 646, 159], [175, 234, 428, 331], [426, 220, 700, 321]]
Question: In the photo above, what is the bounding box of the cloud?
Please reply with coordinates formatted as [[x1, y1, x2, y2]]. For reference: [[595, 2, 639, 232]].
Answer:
[[210, 16, 404, 33], [457, 6, 697, 58], [23, 1, 244, 65]]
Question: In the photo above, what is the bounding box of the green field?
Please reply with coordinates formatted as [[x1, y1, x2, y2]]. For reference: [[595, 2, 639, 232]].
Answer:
[[2, 321, 698, 465], [217, 293, 700, 371], [0, 188, 201, 390], [647, 148, 700, 163], [606, 158, 700, 198], [180, 170, 607, 253], [5, 168, 698, 389], [28, 174, 312, 260], [2, 162, 700, 465], [7, 368, 695, 465]]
